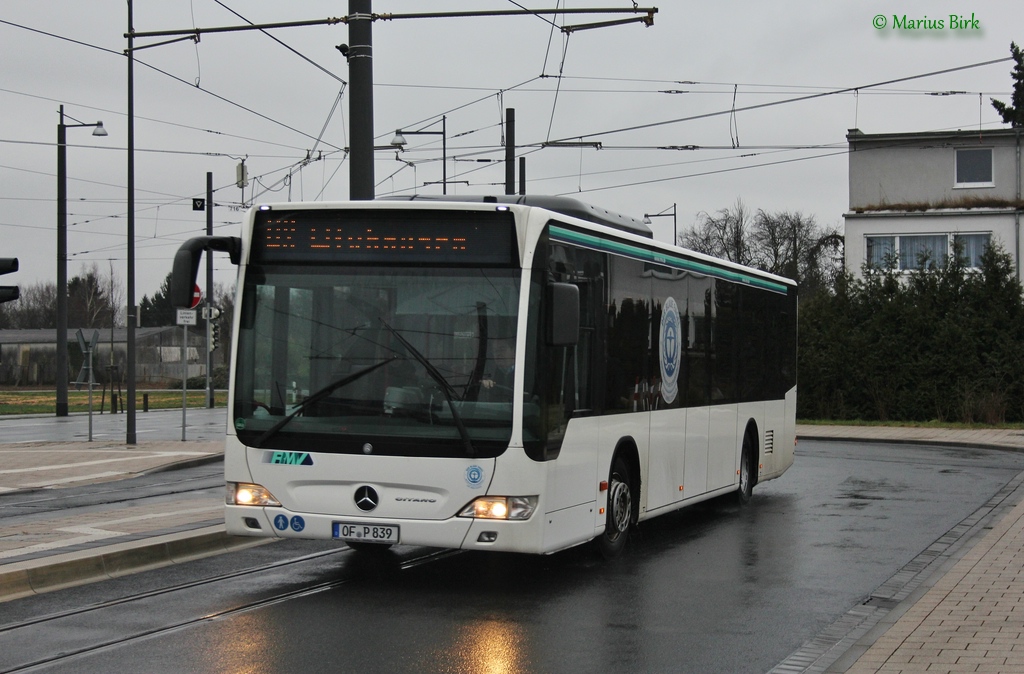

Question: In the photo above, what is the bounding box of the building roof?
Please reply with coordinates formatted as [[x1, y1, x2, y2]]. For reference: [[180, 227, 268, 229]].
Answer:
[[847, 127, 1022, 145]]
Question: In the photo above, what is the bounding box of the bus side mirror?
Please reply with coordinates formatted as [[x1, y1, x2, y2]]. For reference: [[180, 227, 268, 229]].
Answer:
[[170, 236, 242, 308], [546, 282, 579, 346]]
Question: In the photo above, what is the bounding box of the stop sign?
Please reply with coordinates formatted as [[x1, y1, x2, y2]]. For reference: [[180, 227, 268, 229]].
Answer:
[[190, 284, 202, 309]]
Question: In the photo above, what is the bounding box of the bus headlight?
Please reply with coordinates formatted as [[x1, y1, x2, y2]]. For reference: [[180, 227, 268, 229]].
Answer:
[[226, 482, 281, 507], [458, 496, 537, 520]]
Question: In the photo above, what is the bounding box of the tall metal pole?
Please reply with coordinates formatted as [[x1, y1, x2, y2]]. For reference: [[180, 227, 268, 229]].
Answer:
[[348, 0, 374, 200], [441, 115, 447, 195], [205, 171, 214, 408], [672, 202, 677, 246], [56, 107, 69, 417], [181, 324, 188, 441], [505, 108, 515, 195], [87, 344, 94, 441], [126, 0, 137, 444]]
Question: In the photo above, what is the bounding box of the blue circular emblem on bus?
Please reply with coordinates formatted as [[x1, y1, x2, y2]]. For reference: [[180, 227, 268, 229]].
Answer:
[[274, 514, 288, 531], [659, 296, 681, 404], [466, 465, 485, 489], [290, 516, 305, 532]]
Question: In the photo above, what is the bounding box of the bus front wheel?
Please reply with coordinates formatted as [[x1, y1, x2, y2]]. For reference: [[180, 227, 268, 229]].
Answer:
[[598, 455, 633, 559]]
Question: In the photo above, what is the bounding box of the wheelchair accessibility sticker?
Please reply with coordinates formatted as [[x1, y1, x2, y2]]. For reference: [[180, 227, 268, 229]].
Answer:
[[466, 465, 485, 489]]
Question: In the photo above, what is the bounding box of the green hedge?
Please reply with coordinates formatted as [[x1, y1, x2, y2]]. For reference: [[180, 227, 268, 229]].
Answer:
[[798, 244, 1024, 423]]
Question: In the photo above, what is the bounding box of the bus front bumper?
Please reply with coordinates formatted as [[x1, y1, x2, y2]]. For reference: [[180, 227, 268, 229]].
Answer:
[[225, 505, 550, 554]]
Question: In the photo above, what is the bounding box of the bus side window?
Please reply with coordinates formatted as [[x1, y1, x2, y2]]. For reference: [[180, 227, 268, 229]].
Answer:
[[546, 283, 579, 346]]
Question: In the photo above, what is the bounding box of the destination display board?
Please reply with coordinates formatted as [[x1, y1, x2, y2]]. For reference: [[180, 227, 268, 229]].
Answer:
[[251, 208, 517, 266]]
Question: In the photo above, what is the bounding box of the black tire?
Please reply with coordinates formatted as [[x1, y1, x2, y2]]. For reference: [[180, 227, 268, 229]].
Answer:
[[737, 434, 755, 505], [598, 455, 634, 559]]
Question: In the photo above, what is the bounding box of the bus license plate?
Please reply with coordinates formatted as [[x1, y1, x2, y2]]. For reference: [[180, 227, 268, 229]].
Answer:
[[333, 522, 399, 544]]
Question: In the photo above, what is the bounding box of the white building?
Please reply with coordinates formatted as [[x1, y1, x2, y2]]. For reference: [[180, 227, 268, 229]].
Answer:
[[844, 128, 1023, 279]]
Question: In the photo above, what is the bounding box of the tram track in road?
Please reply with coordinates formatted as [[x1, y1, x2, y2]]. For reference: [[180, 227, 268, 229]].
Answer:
[[0, 545, 460, 673], [0, 466, 223, 520]]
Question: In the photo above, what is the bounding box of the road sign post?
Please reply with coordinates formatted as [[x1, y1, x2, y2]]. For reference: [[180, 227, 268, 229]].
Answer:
[[182, 324, 187, 441], [75, 329, 100, 441], [177, 308, 197, 441]]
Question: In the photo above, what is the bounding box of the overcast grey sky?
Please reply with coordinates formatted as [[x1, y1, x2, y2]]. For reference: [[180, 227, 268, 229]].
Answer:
[[1, 1, 1019, 300]]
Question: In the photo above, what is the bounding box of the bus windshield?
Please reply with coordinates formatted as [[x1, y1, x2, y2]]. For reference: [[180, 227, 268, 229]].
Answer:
[[233, 265, 522, 458]]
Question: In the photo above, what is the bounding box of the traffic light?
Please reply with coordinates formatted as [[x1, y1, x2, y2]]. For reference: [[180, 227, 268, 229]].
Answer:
[[210, 322, 221, 352], [0, 258, 19, 304]]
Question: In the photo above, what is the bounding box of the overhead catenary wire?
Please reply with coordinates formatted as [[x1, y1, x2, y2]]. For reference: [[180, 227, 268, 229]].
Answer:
[[544, 55, 1015, 144], [2, 14, 1016, 278], [0, 17, 346, 152], [544, 31, 572, 142], [212, 0, 347, 85]]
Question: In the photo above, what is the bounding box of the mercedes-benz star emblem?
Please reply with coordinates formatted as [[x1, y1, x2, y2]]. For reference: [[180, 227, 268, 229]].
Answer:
[[354, 485, 379, 512]]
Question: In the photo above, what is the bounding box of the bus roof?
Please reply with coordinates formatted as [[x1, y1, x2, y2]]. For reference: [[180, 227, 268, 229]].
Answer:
[[382, 194, 653, 239]]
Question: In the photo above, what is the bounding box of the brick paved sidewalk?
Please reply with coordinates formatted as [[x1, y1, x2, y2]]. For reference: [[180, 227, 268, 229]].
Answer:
[[844, 496, 1024, 674]]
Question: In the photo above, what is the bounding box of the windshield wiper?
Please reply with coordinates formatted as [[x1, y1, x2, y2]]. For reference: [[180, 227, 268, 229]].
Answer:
[[379, 319, 476, 457], [253, 356, 397, 448]]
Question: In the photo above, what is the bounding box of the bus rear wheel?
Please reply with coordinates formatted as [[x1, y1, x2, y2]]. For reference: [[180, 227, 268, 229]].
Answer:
[[738, 434, 754, 505], [598, 455, 633, 559]]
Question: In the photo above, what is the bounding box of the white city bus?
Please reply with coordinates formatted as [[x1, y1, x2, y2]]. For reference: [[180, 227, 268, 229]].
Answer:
[[171, 196, 796, 557]]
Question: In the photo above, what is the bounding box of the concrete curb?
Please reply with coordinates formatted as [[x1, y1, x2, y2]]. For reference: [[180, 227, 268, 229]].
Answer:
[[138, 452, 224, 476], [0, 525, 270, 603], [796, 433, 1024, 453]]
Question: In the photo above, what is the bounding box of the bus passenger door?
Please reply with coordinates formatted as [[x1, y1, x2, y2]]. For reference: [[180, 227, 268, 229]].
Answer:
[[682, 278, 712, 500], [708, 405, 739, 491], [647, 409, 684, 509], [683, 407, 709, 498]]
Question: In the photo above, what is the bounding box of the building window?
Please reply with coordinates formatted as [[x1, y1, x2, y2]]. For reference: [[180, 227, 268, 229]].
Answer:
[[866, 233, 990, 271], [955, 148, 993, 187], [865, 236, 895, 267], [899, 235, 948, 270], [953, 233, 990, 267]]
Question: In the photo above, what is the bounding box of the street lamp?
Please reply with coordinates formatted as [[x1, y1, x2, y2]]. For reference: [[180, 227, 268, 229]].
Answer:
[[643, 203, 677, 246], [390, 116, 447, 194], [57, 105, 107, 417]]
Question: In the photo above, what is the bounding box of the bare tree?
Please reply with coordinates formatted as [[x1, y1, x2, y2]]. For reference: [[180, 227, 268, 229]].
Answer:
[[105, 261, 125, 327], [0, 281, 57, 329], [681, 200, 845, 297], [683, 199, 753, 266], [68, 263, 112, 329], [0, 264, 125, 330]]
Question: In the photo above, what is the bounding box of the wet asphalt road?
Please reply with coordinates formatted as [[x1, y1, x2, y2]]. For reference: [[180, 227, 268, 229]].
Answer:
[[3, 439, 1024, 673], [0, 407, 227, 443]]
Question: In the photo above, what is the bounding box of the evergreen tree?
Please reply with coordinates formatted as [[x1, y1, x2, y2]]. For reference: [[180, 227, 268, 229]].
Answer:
[[797, 243, 1024, 423], [991, 42, 1024, 127], [139, 272, 177, 327]]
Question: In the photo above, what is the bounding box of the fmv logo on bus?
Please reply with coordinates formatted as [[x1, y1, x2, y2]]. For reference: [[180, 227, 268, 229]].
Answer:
[[263, 451, 314, 466]]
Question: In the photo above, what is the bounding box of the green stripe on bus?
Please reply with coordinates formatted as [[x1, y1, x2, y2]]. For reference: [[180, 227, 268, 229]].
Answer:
[[549, 226, 789, 294]]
